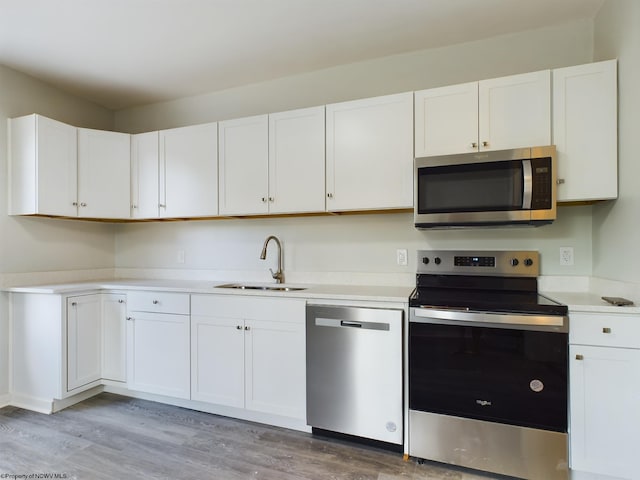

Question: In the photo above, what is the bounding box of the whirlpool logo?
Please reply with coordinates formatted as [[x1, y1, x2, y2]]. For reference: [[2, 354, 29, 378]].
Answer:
[[476, 399, 492, 406]]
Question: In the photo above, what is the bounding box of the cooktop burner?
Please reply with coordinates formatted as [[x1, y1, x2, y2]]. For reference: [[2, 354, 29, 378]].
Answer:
[[411, 250, 567, 316], [410, 287, 567, 316]]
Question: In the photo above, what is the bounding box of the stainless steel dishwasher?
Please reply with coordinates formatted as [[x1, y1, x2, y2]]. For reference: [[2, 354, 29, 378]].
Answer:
[[306, 304, 403, 445]]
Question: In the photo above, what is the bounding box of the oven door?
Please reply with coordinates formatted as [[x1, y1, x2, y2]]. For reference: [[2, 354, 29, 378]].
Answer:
[[409, 309, 568, 432]]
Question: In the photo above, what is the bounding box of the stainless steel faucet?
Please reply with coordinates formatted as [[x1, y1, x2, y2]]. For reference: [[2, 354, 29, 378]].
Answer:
[[260, 235, 284, 284]]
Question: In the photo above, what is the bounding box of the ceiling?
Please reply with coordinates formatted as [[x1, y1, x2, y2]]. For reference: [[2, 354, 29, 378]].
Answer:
[[0, 0, 604, 111]]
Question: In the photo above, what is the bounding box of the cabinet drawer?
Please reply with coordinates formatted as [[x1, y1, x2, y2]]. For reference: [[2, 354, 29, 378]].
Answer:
[[192, 294, 304, 323], [570, 312, 640, 349], [127, 291, 190, 315]]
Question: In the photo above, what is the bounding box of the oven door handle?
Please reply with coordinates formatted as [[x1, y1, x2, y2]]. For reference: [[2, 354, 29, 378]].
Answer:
[[411, 307, 567, 330]]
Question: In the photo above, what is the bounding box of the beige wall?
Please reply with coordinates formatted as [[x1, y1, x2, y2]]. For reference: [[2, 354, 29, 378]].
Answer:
[[115, 20, 594, 132], [592, 0, 640, 284], [113, 20, 596, 281], [0, 64, 116, 395]]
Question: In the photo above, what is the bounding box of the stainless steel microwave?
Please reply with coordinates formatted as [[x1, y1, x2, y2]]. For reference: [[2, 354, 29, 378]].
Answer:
[[414, 145, 557, 229]]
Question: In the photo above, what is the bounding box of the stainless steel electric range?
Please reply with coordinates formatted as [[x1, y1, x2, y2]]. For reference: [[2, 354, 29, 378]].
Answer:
[[408, 250, 569, 480]]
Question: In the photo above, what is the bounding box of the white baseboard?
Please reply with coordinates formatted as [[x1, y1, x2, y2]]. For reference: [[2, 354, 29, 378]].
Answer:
[[9, 393, 55, 414], [9, 387, 104, 414], [103, 385, 310, 433], [52, 386, 103, 413]]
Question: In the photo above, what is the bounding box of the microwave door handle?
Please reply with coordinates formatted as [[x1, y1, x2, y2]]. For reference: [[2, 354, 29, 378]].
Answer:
[[522, 159, 532, 209]]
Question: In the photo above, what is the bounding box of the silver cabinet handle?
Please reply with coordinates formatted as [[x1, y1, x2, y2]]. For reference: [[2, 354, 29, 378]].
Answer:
[[575, 354, 584, 360], [244, 325, 251, 331], [471, 142, 478, 148], [261, 197, 267, 203], [118, 299, 124, 304], [557, 179, 565, 185], [159, 204, 166, 208], [602, 327, 612, 334], [80, 202, 87, 207], [327, 193, 333, 198], [152, 300, 159, 305], [268, 197, 274, 202], [482, 141, 489, 147], [131, 205, 137, 209], [71, 302, 77, 307], [236, 325, 243, 330], [72, 202, 78, 206], [126, 316, 134, 321]]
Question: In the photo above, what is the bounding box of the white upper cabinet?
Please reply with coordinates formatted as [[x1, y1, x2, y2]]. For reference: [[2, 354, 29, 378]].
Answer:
[[218, 114, 269, 215], [553, 60, 618, 202], [268, 106, 325, 214], [326, 92, 414, 211], [478, 70, 551, 151], [77, 128, 131, 219], [159, 122, 219, 218], [219, 108, 326, 216], [130, 131, 160, 219], [415, 71, 551, 157], [415, 82, 479, 157], [8, 114, 78, 217]]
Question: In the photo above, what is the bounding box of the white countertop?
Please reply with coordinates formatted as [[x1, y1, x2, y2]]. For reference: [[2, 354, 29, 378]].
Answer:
[[4, 278, 414, 304], [6, 278, 640, 315], [543, 290, 640, 315]]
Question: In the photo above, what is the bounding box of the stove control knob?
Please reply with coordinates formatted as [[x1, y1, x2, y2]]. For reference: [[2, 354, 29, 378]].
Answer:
[[434, 257, 441, 265], [422, 257, 430, 265], [510, 258, 519, 267], [524, 258, 534, 267]]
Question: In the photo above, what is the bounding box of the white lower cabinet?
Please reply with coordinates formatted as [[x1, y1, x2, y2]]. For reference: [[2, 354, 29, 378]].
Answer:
[[191, 295, 306, 420], [67, 295, 103, 391], [102, 293, 127, 382], [126, 292, 191, 399], [10, 291, 126, 412], [569, 312, 640, 479]]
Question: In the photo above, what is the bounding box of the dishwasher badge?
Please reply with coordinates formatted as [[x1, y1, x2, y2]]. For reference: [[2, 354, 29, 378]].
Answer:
[[530, 379, 544, 393]]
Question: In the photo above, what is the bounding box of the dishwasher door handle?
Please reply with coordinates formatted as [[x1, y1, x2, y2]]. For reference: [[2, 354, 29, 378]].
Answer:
[[340, 320, 362, 328], [315, 317, 390, 331]]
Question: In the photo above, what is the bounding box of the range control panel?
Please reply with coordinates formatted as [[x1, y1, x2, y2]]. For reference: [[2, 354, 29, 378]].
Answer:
[[417, 250, 539, 277]]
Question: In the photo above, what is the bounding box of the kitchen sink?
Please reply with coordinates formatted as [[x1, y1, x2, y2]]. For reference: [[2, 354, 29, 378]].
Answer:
[[215, 283, 307, 292]]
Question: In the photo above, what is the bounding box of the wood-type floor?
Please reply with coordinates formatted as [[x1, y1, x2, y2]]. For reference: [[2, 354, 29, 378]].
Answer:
[[0, 393, 501, 479]]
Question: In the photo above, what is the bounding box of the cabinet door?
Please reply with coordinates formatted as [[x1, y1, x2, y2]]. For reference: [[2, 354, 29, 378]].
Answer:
[[553, 60, 617, 202], [9, 114, 78, 216], [268, 106, 326, 214], [77, 128, 131, 218], [415, 83, 479, 157], [102, 294, 127, 382], [131, 131, 159, 219], [479, 70, 551, 151], [219, 115, 269, 215], [244, 319, 305, 419], [191, 315, 245, 407], [569, 345, 640, 478], [159, 122, 218, 218], [127, 311, 190, 399], [67, 295, 102, 391], [326, 92, 413, 211]]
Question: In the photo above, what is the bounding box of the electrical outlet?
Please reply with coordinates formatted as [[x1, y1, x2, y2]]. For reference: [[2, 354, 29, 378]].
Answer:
[[177, 249, 185, 264], [396, 249, 408, 266], [559, 247, 574, 266]]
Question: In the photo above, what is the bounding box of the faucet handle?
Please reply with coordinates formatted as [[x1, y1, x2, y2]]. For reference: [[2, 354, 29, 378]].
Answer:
[[269, 268, 284, 283]]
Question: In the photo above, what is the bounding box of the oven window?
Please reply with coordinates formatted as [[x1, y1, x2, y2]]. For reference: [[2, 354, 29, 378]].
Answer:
[[409, 322, 567, 432], [417, 160, 524, 214]]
